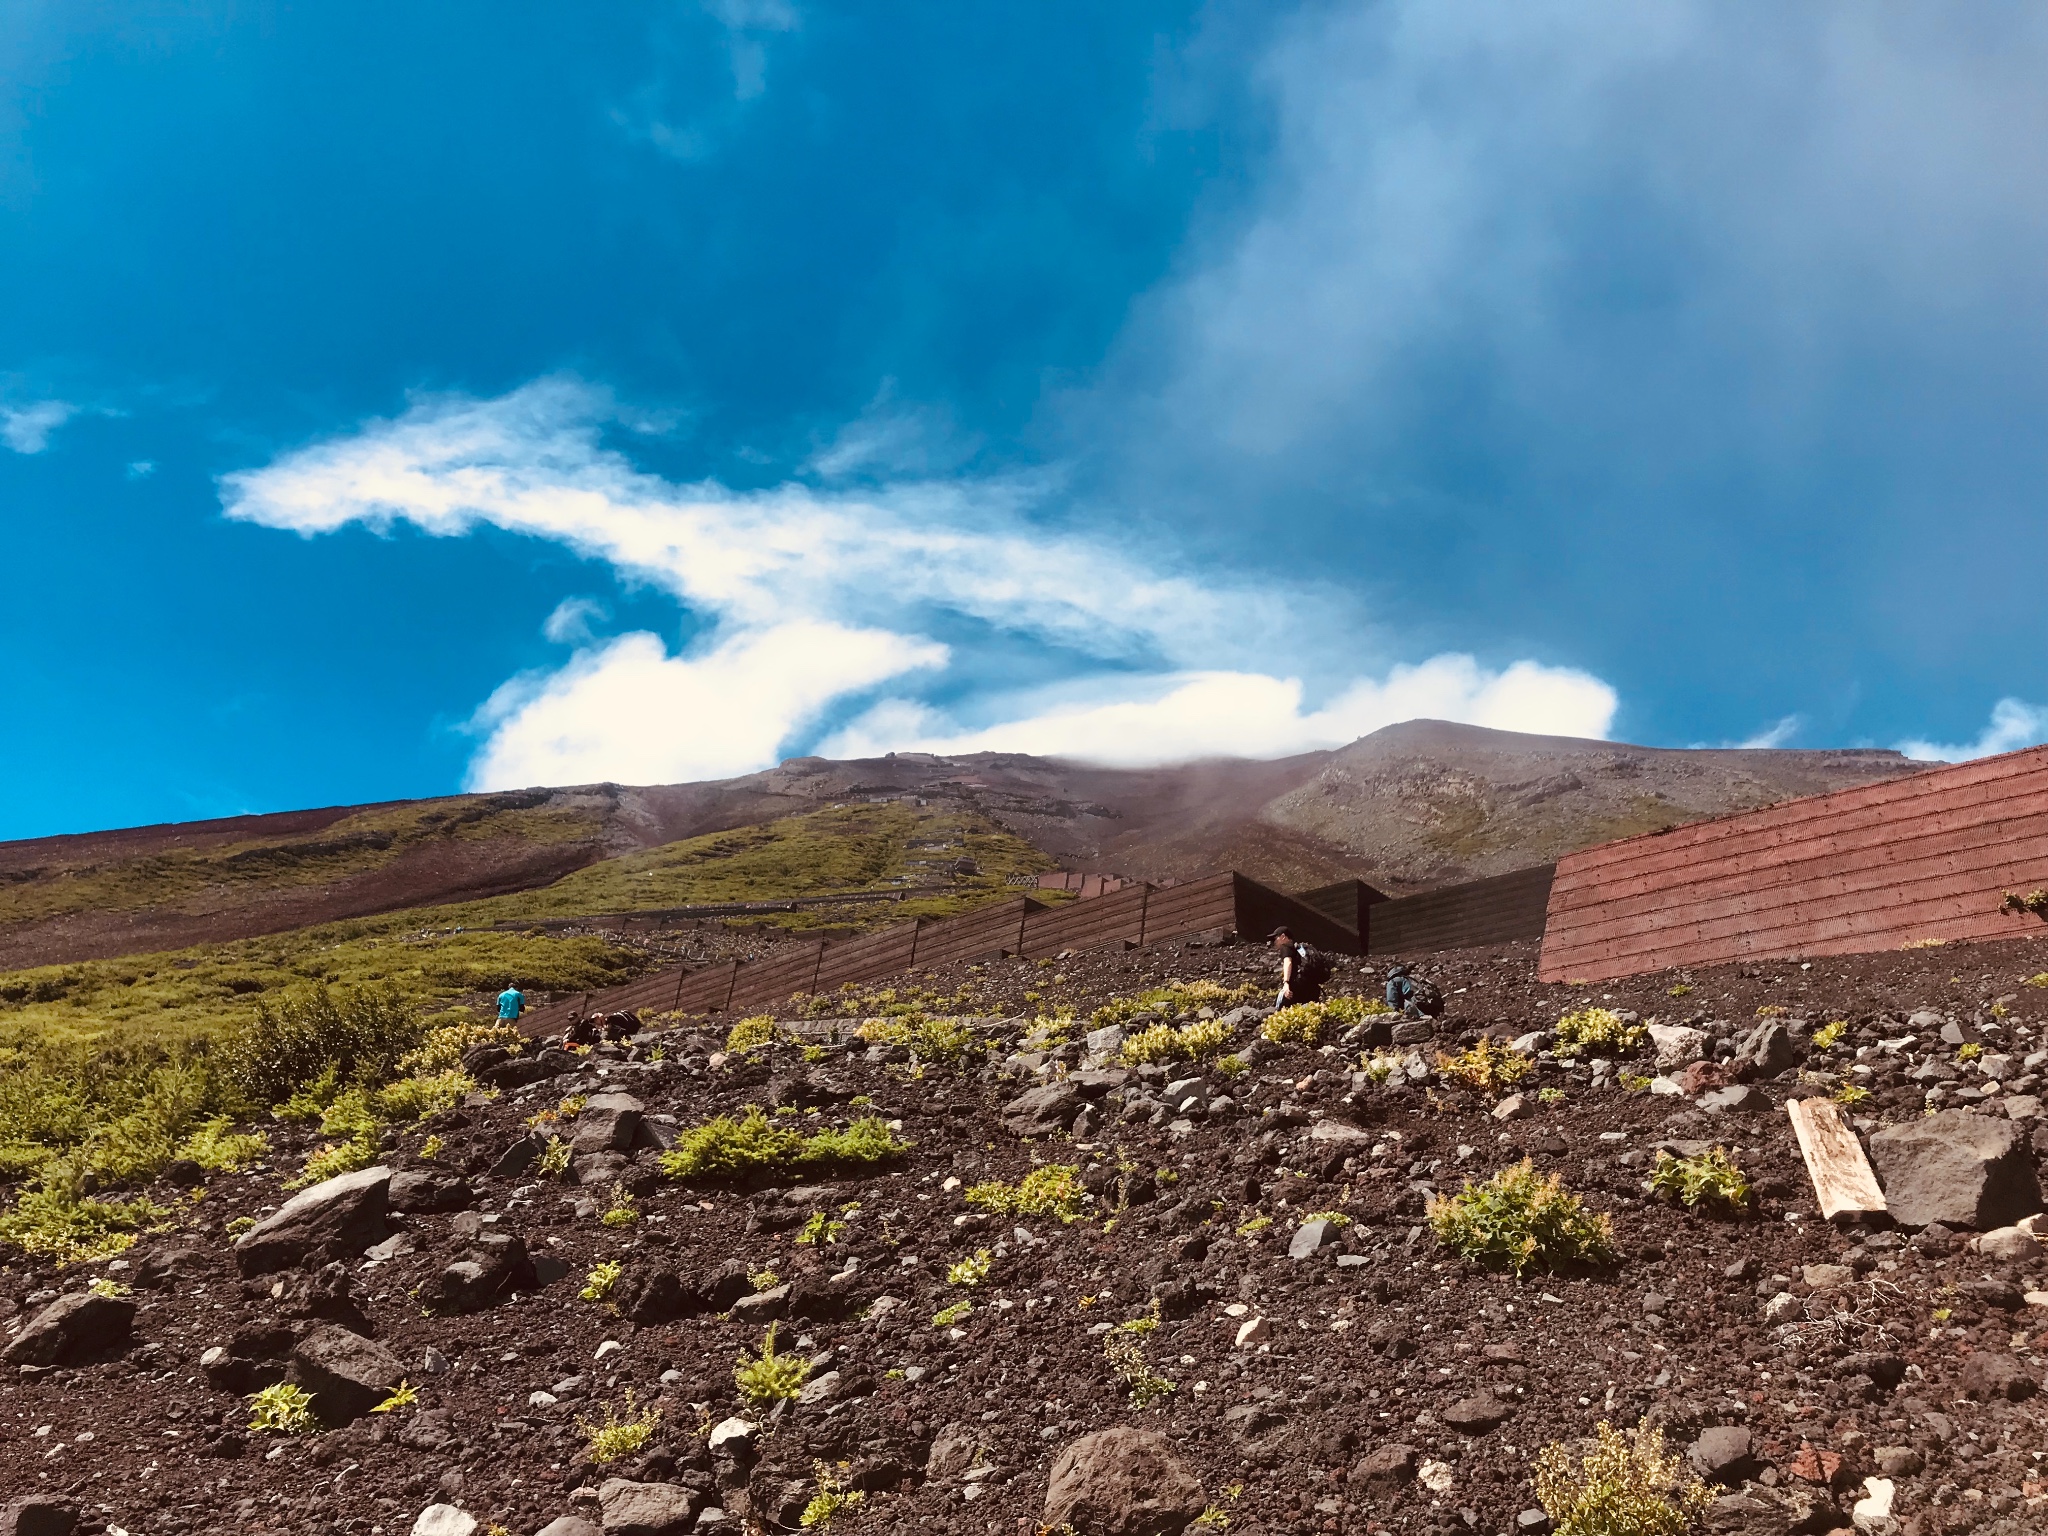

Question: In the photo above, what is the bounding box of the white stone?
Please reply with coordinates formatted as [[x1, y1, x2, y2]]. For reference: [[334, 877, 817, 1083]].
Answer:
[[528, 1391, 558, 1407], [421, 1347, 451, 1375], [411, 1506, 478, 1536], [594, 1339, 623, 1361], [1234, 1317, 1270, 1348], [1976, 1226, 2043, 1263], [1851, 1476, 1897, 1535], [1763, 1292, 1801, 1323], [1418, 1459, 1456, 1494], [1646, 1024, 1709, 1069], [707, 1417, 758, 1452], [1649, 1076, 1685, 1096]]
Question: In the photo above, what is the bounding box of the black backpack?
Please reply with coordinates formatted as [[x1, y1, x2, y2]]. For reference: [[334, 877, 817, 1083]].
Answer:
[[1406, 976, 1445, 1017], [1293, 943, 1334, 991]]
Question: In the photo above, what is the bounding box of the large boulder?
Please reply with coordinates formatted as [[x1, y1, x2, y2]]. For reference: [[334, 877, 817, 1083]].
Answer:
[[1002, 1084, 1084, 1138], [1735, 1021, 1800, 1077], [418, 1233, 539, 1315], [0, 1497, 79, 1536], [573, 1093, 645, 1156], [387, 1168, 475, 1214], [1869, 1110, 2042, 1230], [1647, 1024, 1709, 1070], [596, 1478, 702, 1535], [1, 1291, 135, 1367], [289, 1323, 406, 1424], [1044, 1426, 1205, 1536], [234, 1165, 391, 1275], [471, 1046, 578, 1091]]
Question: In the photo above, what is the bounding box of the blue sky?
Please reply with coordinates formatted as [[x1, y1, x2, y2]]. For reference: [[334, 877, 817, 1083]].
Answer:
[[2, 2, 2043, 840]]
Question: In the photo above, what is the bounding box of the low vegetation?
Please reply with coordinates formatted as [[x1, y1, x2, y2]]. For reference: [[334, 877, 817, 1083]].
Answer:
[[1427, 1159, 1615, 1275], [1553, 1007, 1646, 1056], [1090, 980, 1263, 1029], [800, 1463, 864, 1528], [734, 1324, 812, 1406], [855, 1014, 980, 1065], [963, 1163, 1086, 1223], [579, 1394, 661, 1463], [1533, 1421, 1711, 1536], [1434, 1037, 1533, 1095], [1260, 994, 1391, 1046], [1103, 1330, 1175, 1408], [1119, 1018, 1235, 1067], [1648, 1147, 1751, 1209], [658, 1105, 909, 1181], [247, 1383, 319, 1436]]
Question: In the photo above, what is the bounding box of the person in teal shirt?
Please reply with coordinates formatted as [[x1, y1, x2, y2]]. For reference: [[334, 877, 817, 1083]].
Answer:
[[497, 984, 525, 1022]]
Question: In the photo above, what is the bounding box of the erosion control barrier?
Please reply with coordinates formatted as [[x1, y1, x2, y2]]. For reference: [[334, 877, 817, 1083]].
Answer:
[[521, 870, 1357, 1035], [1538, 740, 2048, 983], [1365, 864, 1556, 956]]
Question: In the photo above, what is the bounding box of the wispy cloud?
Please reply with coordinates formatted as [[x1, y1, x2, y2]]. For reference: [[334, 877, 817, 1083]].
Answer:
[[1, 399, 76, 454], [221, 376, 1617, 788], [1737, 715, 1803, 750], [1897, 699, 2048, 764]]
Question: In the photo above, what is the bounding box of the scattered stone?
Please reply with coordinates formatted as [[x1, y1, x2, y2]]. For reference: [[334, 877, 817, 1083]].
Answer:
[[1002, 1084, 1084, 1137], [1492, 1094, 1529, 1121], [1735, 1020, 1800, 1077], [707, 1418, 757, 1453], [387, 1168, 475, 1213], [288, 1323, 407, 1424], [1850, 1476, 1897, 1535], [1976, 1224, 2044, 1262], [410, 1506, 478, 1536], [1801, 1263, 1853, 1291], [1868, 1109, 2043, 1229], [1288, 1220, 1337, 1260], [1959, 1352, 2037, 1402], [596, 1477, 702, 1535], [235, 1164, 392, 1276], [1698, 1084, 1768, 1113], [1352, 1444, 1418, 1486], [1687, 1426, 1759, 1485], [572, 1092, 645, 1155], [1647, 1023, 1709, 1069], [1043, 1426, 1205, 1536], [0, 1291, 135, 1367], [0, 1496, 78, 1536], [419, 1233, 540, 1315], [1234, 1316, 1270, 1348], [534, 1520, 603, 1536], [1442, 1395, 1513, 1434]]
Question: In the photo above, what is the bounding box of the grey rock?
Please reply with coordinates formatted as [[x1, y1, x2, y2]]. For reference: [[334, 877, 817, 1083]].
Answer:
[[1352, 1444, 1419, 1486], [795, 1369, 842, 1406], [1306, 1119, 1373, 1146], [474, 1046, 578, 1090], [1083, 1025, 1126, 1060], [234, 1164, 390, 1275], [1868, 1109, 2042, 1229], [1647, 1024, 1710, 1069], [2003, 1094, 2041, 1120], [1688, 1426, 1759, 1484], [535, 1520, 604, 1536], [1288, 1219, 1337, 1260], [1735, 1021, 1800, 1076], [490, 1136, 543, 1180], [1960, 1352, 2037, 1402], [289, 1323, 406, 1424], [1698, 1084, 1769, 1113], [0, 1291, 135, 1367], [419, 1232, 539, 1315], [0, 1497, 78, 1536], [1390, 1020, 1435, 1046], [573, 1093, 645, 1155], [1162, 1078, 1211, 1114], [410, 1506, 477, 1536], [597, 1478, 702, 1535], [1002, 1084, 1084, 1137], [387, 1168, 475, 1213], [1442, 1395, 1513, 1433], [1069, 1068, 1129, 1099], [730, 1283, 790, 1322], [1044, 1426, 1205, 1536]]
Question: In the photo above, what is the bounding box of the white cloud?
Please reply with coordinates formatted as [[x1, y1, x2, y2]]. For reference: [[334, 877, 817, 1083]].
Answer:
[[222, 376, 1621, 785], [542, 596, 608, 645], [466, 623, 945, 789], [821, 656, 1616, 766], [125, 459, 156, 480], [1897, 698, 2048, 763], [2, 399, 76, 453], [1737, 715, 1803, 750]]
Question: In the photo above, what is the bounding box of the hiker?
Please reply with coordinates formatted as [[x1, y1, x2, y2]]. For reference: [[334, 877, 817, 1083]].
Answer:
[[497, 982, 526, 1026], [1268, 925, 1330, 1008], [1384, 963, 1444, 1019]]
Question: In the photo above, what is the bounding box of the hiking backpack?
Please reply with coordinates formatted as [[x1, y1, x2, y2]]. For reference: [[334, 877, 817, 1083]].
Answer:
[[1293, 943, 1334, 991], [1406, 975, 1445, 1017]]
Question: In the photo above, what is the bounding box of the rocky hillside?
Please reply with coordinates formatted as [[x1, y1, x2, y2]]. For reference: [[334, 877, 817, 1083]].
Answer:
[[3, 932, 2043, 1536], [0, 723, 1924, 971]]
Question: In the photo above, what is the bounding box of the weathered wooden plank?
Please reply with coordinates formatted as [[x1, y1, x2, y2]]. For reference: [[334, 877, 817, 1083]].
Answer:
[[1785, 1098, 1887, 1223]]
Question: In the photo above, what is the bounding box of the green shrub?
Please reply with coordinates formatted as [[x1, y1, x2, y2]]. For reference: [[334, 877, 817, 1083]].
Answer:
[[175, 1116, 268, 1172], [372, 1070, 472, 1123], [218, 984, 423, 1108], [1810, 1019, 1847, 1050], [1647, 1147, 1750, 1208], [946, 1250, 992, 1286], [931, 1299, 972, 1327], [1554, 1008, 1645, 1056], [370, 1381, 418, 1414], [659, 1105, 907, 1181], [964, 1163, 1085, 1223], [580, 1393, 660, 1463], [1103, 1331, 1175, 1408], [1534, 1421, 1710, 1536], [0, 1159, 170, 1261], [735, 1323, 811, 1406], [581, 1260, 622, 1303], [858, 1014, 980, 1064], [1427, 1159, 1614, 1276], [248, 1382, 320, 1436], [727, 1015, 775, 1052], [1120, 1018, 1235, 1066], [538, 1136, 572, 1179], [398, 1020, 521, 1076], [1434, 1038, 1533, 1095], [601, 1184, 638, 1228], [800, 1462, 864, 1528]]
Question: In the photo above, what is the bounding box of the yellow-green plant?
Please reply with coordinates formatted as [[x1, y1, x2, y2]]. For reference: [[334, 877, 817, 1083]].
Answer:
[[946, 1249, 992, 1286], [800, 1461, 864, 1528], [1261, 1005, 1325, 1046], [580, 1260, 622, 1304], [88, 1276, 132, 1298], [963, 1163, 1085, 1223], [1533, 1421, 1710, 1536], [601, 1183, 638, 1228], [2024, 972, 2048, 988], [797, 1210, 848, 1245], [749, 1267, 781, 1292], [1647, 1147, 1750, 1209], [538, 1136, 573, 1179], [1103, 1331, 1175, 1408], [418, 1134, 445, 1159], [1957, 1041, 1983, 1062], [248, 1382, 320, 1435], [174, 1116, 268, 1172], [734, 1324, 812, 1406], [399, 1020, 522, 1076], [931, 1299, 972, 1327], [658, 1105, 908, 1180], [580, 1392, 660, 1463], [1120, 1017, 1236, 1067], [727, 1014, 775, 1052], [1427, 1159, 1614, 1276], [370, 1381, 418, 1414], [0, 1159, 169, 1262], [1435, 1037, 1533, 1095], [1811, 1020, 1847, 1050], [1832, 1082, 1871, 1107], [1090, 980, 1263, 1029], [1536, 1086, 1565, 1106], [1554, 1008, 1645, 1056]]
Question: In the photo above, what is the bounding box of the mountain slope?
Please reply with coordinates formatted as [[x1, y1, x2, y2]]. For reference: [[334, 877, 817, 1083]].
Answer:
[[0, 722, 1926, 968]]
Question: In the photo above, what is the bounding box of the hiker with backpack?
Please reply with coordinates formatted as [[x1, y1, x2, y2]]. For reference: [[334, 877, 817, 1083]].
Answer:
[[1384, 962, 1444, 1019], [1268, 925, 1332, 1008]]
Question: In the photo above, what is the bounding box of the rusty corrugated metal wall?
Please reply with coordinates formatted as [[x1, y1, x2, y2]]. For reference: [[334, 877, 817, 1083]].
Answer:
[[1537, 742, 2048, 983]]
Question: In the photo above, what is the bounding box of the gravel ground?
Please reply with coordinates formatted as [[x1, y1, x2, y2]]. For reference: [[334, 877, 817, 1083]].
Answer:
[[4, 933, 2046, 1536]]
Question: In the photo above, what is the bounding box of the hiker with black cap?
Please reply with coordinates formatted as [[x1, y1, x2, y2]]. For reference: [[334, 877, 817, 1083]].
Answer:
[[1268, 925, 1330, 1008]]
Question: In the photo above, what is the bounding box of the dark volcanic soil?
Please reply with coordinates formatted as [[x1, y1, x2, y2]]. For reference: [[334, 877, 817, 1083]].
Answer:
[[4, 934, 2046, 1536]]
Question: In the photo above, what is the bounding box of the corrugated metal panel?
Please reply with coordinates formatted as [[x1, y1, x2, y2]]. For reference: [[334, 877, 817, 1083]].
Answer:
[[1292, 879, 1391, 946], [1019, 883, 1152, 957], [1231, 873, 1366, 957], [1539, 742, 2048, 982], [1365, 865, 1556, 956]]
